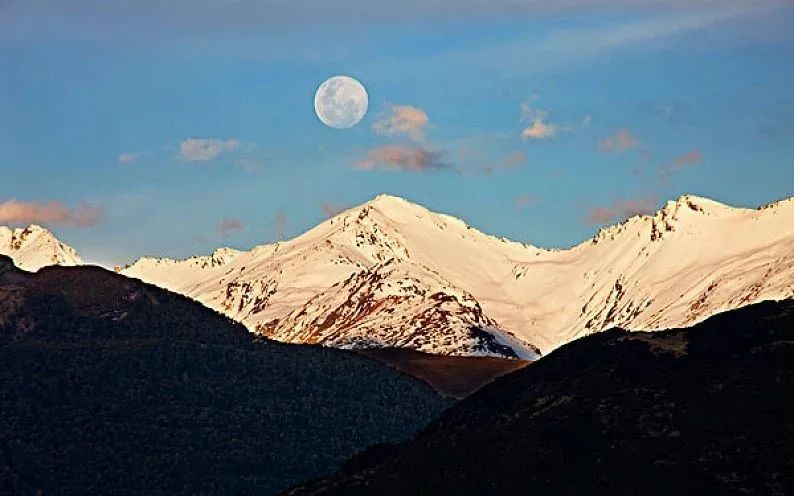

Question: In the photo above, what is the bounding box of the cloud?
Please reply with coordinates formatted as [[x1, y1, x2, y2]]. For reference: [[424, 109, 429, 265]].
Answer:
[[521, 119, 557, 140], [514, 194, 540, 211], [0, 200, 104, 228], [539, 7, 756, 58], [655, 149, 703, 182], [178, 138, 239, 162], [586, 197, 658, 225], [373, 105, 429, 141], [520, 102, 556, 140], [237, 158, 264, 172], [356, 145, 448, 172], [321, 202, 348, 218], [599, 128, 639, 153], [671, 149, 702, 168], [484, 151, 527, 174], [16, 1, 770, 33], [582, 114, 593, 127], [118, 152, 139, 164], [218, 218, 244, 236]]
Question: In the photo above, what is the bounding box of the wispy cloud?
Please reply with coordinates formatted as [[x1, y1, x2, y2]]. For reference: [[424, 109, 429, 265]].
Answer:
[[373, 105, 429, 141], [655, 149, 703, 182], [520, 101, 556, 140], [599, 128, 639, 153], [118, 152, 139, 164], [357, 145, 448, 172], [514, 194, 540, 211], [403, 3, 773, 83], [540, 7, 754, 58], [671, 149, 702, 168], [0, 200, 104, 228], [18, 1, 772, 32], [485, 151, 527, 174], [218, 218, 244, 236], [582, 114, 593, 127], [178, 138, 239, 162], [586, 196, 658, 225]]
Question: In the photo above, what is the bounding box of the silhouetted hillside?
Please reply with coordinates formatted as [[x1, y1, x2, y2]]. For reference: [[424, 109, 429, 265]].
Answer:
[[0, 256, 450, 495], [287, 299, 794, 496]]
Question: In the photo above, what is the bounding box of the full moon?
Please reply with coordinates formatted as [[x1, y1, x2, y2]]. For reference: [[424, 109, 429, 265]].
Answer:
[[314, 76, 368, 129]]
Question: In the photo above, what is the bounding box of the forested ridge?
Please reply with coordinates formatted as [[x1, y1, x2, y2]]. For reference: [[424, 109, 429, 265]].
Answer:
[[0, 256, 450, 495]]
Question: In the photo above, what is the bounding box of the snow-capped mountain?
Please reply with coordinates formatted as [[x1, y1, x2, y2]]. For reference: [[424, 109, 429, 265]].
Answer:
[[0, 225, 82, 271], [122, 194, 794, 358]]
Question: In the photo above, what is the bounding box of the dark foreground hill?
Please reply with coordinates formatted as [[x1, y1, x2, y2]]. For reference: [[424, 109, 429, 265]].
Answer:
[[0, 256, 450, 495], [287, 299, 794, 496]]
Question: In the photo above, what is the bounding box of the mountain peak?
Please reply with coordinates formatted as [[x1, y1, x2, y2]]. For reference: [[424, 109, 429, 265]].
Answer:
[[663, 194, 733, 215], [17, 224, 48, 233], [368, 193, 413, 205], [0, 224, 82, 271], [363, 194, 429, 218]]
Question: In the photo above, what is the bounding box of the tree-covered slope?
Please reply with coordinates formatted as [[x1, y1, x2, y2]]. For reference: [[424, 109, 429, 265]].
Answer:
[[287, 299, 794, 496], [0, 256, 450, 495]]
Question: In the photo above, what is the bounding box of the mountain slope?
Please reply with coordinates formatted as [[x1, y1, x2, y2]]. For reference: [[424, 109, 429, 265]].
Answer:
[[122, 194, 794, 357], [0, 255, 450, 495], [285, 299, 794, 496], [0, 224, 81, 271]]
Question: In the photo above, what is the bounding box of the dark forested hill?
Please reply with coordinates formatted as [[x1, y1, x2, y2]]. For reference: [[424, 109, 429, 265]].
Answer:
[[287, 299, 794, 496], [0, 256, 450, 495]]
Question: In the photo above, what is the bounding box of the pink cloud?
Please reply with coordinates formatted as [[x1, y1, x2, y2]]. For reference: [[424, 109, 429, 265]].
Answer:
[[357, 145, 447, 172], [521, 118, 556, 140], [672, 149, 702, 168], [599, 129, 639, 153], [373, 105, 429, 141], [657, 149, 703, 182], [484, 151, 527, 174], [514, 194, 540, 211], [0, 200, 104, 228], [218, 218, 244, 236], [586, 197, 658, 225], [520, 101, 556, 140]]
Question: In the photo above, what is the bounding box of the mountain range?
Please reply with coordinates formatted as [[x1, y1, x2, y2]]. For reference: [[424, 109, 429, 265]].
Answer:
[[2, 193, 794, 495], [4, 193, 794, 359]]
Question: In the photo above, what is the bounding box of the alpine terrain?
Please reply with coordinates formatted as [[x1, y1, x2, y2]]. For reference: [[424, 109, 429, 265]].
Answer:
[[121, 194, 794, 357], [4, 194, 793, 359], [0, 225, 82, 271]]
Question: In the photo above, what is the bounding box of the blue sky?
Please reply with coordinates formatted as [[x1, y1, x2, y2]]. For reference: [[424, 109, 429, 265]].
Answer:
[[1, 0, 793, 266]]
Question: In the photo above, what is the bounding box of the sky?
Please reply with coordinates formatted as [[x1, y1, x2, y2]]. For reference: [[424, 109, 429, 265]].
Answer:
[[1, 0, 793, 266]]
